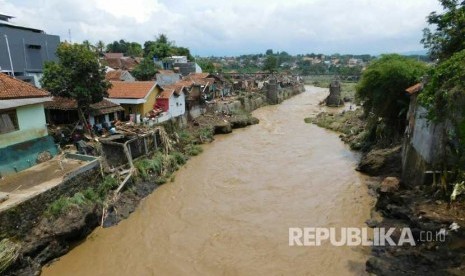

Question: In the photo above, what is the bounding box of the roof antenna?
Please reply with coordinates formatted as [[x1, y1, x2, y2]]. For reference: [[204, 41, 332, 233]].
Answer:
[[68, 29, 72, 43]]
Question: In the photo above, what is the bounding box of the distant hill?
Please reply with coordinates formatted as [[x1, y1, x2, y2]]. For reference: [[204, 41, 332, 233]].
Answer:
[[399, 50, 428, 56]]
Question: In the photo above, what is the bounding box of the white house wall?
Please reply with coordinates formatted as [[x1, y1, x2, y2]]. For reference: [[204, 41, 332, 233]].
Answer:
[[169, 92, 186, 118]]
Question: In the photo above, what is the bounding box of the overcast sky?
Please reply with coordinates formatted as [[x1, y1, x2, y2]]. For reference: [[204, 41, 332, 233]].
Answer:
[[1, 0, 443, 56]]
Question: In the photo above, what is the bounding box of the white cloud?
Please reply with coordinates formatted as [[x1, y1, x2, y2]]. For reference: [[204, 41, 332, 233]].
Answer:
[[1, 0, 443, 55]]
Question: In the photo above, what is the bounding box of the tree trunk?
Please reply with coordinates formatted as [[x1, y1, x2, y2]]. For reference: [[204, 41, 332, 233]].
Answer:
[[78, 107, 93, 138]]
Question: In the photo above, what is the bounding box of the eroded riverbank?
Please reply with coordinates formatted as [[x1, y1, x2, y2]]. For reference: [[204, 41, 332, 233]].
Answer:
[[42, 86, 373, 275]]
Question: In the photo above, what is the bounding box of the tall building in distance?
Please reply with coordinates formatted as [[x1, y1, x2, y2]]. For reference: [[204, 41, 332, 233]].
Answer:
[[0, 13, 60, 87]]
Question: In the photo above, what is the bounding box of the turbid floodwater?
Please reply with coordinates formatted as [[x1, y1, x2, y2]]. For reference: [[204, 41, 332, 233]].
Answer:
[[42, 86, 373, 276]]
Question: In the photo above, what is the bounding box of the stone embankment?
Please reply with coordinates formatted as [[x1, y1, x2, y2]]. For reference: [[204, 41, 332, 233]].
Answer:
[[1, 84, 304, 275], [308, 99, 465, 275]]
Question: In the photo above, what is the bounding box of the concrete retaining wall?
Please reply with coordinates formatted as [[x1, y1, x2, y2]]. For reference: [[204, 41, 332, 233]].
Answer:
[[0, 158, 101, 238], [402, 105, 444, 187]]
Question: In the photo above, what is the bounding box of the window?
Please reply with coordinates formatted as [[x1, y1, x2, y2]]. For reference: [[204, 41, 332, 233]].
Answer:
[[0, 109, 19, 134], [26, 45, 43, 69]]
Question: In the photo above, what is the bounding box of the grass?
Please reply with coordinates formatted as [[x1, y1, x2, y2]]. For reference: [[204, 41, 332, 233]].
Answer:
[[171, 151, 187, 166], [306, 108, 368, 150], [185, 144, 203, 156], [177, 129, 195, 146], [0, 239, 20, 274], [198, 126, 214, 141], [134, 150, 187, 183], [303, 75, 358, 100], [134, 153, 164, 181], [45, 176, 118, 218]]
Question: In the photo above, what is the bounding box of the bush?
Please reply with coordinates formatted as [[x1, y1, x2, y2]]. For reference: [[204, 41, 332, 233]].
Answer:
[[83, 187, 100, 202], [171, 151, 187, 166], [177, 129, 194, 146], [356, 54, 427, 145], [97, 176, 118, 198], [46, 197, 71, 217], [198, 127, 213, 140], [185, 144, 203, 156]]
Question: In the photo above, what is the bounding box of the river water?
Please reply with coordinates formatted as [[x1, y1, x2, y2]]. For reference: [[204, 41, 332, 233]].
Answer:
[[42, 86, 373, 276]]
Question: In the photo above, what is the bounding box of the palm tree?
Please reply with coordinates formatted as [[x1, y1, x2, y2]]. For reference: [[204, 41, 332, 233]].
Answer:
[[95, 40, 105, 57]]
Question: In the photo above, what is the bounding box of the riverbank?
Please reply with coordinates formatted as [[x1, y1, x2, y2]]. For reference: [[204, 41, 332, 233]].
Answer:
[[0, 84, 304, 275], [40, 85, 372, 276], [308, 100, 465, 275]]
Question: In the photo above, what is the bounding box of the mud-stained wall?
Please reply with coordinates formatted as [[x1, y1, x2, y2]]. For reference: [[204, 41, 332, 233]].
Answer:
[[402, 104, 444, 186], [0, 160, 101, 239]]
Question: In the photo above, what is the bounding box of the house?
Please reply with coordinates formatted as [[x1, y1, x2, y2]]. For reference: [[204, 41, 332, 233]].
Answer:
[[0, 73, 57, 176], [103, 54, 140, 71], [0, 14, 60, 87], [155, 70, 181, 86], [105, 69, 135, 82], [207, 73, 232, 97], [185, 73, 216, 99], [154, 83, 186, 123], [44, 97, 124, 127], [104, 53, 124, 59], [160, 56, 202, 76], [107, 81, 161, 122]]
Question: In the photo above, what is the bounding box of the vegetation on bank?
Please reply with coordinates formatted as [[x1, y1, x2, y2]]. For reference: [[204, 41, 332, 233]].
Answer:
[[309, 1, 465, 201], [46, 176, 118, 217], [0, 239, 20, 274], [418, 1, 465, 197], [355, 54, 427, 148], [306, 109, 368, 151], [307, 76, 358, 101]]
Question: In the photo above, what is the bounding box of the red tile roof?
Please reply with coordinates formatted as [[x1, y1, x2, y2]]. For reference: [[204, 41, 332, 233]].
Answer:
[[121, 57, 139, 71], [188, 73, 210, 79], [108, 81, 156, 99], [157, 70, 176, 75], [104, 53, 124, 59], [406, 83, 423, 95], [176, 80, 194, 88], [158, 88, 175, 99], [44, 96, 123, 115], [0, 73, 50, 99], [44, 96, 77, 110], [105, 58, 122, 69], [106, 70, 123, 81]]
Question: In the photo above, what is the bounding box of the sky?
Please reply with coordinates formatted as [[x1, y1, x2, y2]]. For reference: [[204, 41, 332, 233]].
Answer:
[[1, 0, 443, 57]]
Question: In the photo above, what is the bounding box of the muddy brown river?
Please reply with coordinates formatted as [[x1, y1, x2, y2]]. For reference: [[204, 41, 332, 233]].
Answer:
[[42, 86, 373, 276]]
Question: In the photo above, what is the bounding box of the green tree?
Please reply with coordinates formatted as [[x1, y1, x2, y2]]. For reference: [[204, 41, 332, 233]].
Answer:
[[172, 46, 193, 61], [106, 39, 129, 53], [41, 43, 110, 130], [197, 59, 215, 73], [263, 55, 278, 72], [126, 42, 143, 57], [82, 40, 94, 51], [356, 54, 427, 144], [95, 40, 105, 56], [422, 0, 465, 60], [420, 49, 465, 190], [132, 57, 160, 81], [265, 49, 273, 55]]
